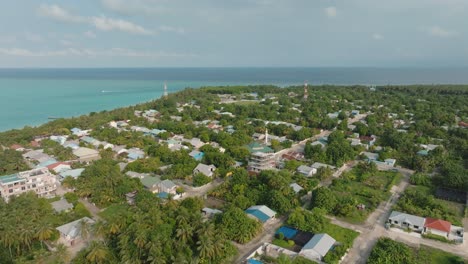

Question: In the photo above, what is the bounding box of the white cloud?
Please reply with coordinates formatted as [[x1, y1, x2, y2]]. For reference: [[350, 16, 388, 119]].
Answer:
[[426, 26, 459, 38], [91, 16, 154, 35], [84, 31, 97, 38], [0, 47, 197, 58], [159, 25, 185, 34], [100, 0, 167, 16], [37, 4, 171, 36], [372, 33, 384, 40], [38, 4, 85, 23], [324, 6, 337, 18]]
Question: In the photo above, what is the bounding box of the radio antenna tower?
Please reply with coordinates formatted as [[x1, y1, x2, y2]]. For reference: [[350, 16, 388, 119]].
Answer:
[[303, 81, 308, 100], [163, 81, 168, 98]]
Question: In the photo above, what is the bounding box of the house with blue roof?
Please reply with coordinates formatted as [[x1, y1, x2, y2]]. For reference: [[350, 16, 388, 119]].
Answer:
[[59, 168, 85, 180], [81, 136, 100, 147], [245, 205, 276, 223], [189, 150, 205, 161], [36, 159, 58, 169], [128, 152, 144, 161], [71, 127, 89, 137], [50, 135, 68, 145], [127, 148, 145, 161], [417, 149, 429, 156], [146, 129, 167, 137]]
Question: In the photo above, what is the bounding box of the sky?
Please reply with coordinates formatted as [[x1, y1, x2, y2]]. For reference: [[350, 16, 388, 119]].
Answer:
[[0, 0, 467, 68]]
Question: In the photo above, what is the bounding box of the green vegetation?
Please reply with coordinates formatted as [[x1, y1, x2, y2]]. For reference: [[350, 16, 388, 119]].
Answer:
[[0, 193, 91, 263], [368, 238, 467, 264], [0, 148, 29, 175], [209, 168, 300, 214], [287, 208, 359, 263], [215, 206, 262, 244], [192, 173, 212, 187], [421, 233, 455, 244], [74, 159, 143, 207], [0, 84, 467, 263], [394, 186, 464, 226], [272, 238, 295, 250], [311, 164, 401, 223], [304, 131, 357, 166], [40, 139, 75, 161], [260, 254, 318, 264]]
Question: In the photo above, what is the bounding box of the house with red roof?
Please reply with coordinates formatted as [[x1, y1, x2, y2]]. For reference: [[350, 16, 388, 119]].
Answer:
[[47, 162, 72, 173], [423, 218, 451, 238], [10, 144, 25, 151], [30, 140, 41, 148]]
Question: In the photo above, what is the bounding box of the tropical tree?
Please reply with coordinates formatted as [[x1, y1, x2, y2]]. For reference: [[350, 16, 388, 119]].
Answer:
[[86, 241, 111, 264], [36, 222, 55, 249]]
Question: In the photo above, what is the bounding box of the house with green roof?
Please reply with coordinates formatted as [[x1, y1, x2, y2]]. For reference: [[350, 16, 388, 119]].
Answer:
[[246, 142, 274, 154], [140, 175, 161, 193]]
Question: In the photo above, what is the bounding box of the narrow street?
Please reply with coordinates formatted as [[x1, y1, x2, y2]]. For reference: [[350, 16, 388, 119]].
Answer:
[[79, 198, 102, 220], [339, 168, 411, 264], [179, 178, 224, 200], [233, 216, 286, 263]]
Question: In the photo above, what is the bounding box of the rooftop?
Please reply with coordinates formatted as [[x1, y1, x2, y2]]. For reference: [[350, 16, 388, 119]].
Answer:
[[0, 174, 22, 184], [424, 218, 451, 233]]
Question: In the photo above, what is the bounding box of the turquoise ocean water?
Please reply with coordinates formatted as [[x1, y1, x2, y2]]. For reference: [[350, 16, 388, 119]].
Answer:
[[1, 67, 468, 132]]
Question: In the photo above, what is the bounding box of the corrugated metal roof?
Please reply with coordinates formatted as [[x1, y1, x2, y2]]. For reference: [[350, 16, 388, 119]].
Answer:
[[301, 233, 336, 258], [389, 211, 426, 227]]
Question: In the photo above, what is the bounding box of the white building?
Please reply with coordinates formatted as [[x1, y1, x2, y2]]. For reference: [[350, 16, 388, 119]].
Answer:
[[0, 168, 57, 202]]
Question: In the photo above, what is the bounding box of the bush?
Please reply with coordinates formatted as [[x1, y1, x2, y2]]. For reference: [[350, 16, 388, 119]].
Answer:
[[74, 202, 92, 218], [422, 233, 454, 244], [64, 192, 79, 205], [193, 173, 212, 187]]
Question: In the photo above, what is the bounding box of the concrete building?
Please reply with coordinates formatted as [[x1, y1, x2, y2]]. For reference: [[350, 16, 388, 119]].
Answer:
[[73, 147, 100, 162], [388, 211, 426, 233], [0, 168, 57, 202], [424, 218, 451, 238], [297, 165, 316, 177], [245, 205, 276, 223], [56, 217, 95, 247], [193, 164, 216, 177], [248, 152, 276, 173], [299, 233, 336, 261]]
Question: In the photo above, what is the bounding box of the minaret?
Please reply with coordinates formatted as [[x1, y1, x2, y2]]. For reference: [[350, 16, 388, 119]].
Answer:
[[303, 81, 308, 100], [163, 81, 168, 98], [265, 128, 268, 145]]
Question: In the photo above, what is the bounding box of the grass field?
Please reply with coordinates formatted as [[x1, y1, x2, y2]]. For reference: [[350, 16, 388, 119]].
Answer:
[[99, 204, 129, 220], [328, 169, 400, 224], [416, 245, 468, 264]]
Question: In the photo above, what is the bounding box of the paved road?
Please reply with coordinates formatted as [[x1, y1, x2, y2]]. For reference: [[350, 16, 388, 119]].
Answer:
[[333, 167, 468, 263], [339, 168, 412, 264]]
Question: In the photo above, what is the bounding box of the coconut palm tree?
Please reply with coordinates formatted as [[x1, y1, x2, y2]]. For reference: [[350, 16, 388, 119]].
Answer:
[[79, 219, 91, 240], [36, 222, 54, 249], [19, 227, 35, 250], [176, 222, 194, 244], [1, 229, 16, 258], [92, 220, 108, 240], [196, 235, 215, 261], [86, 241, 110, 264], [54, 243, 70, 263]]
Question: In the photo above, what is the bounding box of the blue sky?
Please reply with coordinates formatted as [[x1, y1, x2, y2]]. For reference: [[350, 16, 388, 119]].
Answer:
[[0, 0, 467, 67]]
